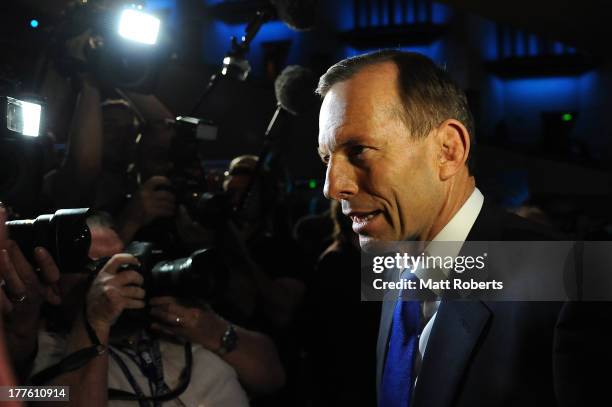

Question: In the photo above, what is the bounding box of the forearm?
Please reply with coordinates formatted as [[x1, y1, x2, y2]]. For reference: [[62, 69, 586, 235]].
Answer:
[[196, 317, 285, 394], [116, 202, 144, 244], [5, 331, 38, 383], [4, 314, 42, 382], [65, 77, 103, 184], [46, 315, 110, 407], [123, 91, 172, 121], [223, 327, 285, 394]]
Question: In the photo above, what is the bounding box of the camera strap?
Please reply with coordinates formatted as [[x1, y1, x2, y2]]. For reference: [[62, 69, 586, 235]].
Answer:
[[108, 341, 192, 404], [29, 307, 108, 385], [108, 333, 170, 407]]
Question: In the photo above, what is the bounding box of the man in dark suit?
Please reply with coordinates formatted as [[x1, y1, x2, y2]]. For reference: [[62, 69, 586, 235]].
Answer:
[[316, 49, 571, 406]]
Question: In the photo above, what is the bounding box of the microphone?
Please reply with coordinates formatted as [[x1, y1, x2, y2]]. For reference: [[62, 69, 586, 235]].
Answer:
[[236, 65, 318, 219], [274, 65, 319, 116], [190, 1, 318, 113], [265, 64, 318, 137], [270, 0, 318, 31]]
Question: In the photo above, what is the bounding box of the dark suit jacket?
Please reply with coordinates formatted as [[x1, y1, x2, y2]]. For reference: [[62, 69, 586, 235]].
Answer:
[[377, 198, 567, 407]]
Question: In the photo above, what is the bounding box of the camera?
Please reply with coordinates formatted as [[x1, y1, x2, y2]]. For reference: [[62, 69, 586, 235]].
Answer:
[[0, 95, 46, 217], [156, 116, 219, 219], [5, 208, 92, 273], [1, 96, 43, 138], [57, 1, 168, 92], [101, 241, 229, 303]]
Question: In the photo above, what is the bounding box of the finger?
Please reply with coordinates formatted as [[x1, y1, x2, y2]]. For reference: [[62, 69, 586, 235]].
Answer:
[[6, 240, 38, 286], [114, 270, 145, 287], [124, 299, 146, 309], [150, 322, 179, 337], [43, 285, 62, 306], [120, 286, 146, 300], [149, 296, 176, 306], [34, 247, 60, 285], [164, 302, 188, 316], [150, 301, 187, 316], [0, 249, 27, 299], [1, 291, 14, 315], [103, 254, 140, 275], [150, 308, 181, 325]]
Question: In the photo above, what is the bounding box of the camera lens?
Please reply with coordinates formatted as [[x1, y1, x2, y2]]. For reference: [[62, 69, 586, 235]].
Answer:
[[6, 208, 91, 273]]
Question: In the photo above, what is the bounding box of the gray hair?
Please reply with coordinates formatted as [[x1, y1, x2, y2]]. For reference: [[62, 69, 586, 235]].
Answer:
[[317, 50, 475, 172]]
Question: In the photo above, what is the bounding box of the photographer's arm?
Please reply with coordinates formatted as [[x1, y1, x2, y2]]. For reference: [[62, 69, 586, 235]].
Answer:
[[1, 206, 61, 382], [225, 221, 306, 326], [66, 75, 104, 185], [115, 176, 176, 244], [44, 254, 144, 407], [150, 297, 285, 395], [123, 91, 173, 122], [45, 75, 103, 208]]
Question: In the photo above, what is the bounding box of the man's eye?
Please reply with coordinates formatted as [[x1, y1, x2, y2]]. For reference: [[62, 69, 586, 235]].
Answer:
[[348, 145, 366, 158]]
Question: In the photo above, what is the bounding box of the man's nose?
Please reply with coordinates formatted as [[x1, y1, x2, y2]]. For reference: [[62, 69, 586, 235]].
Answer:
[[324, 157, 358, 200]]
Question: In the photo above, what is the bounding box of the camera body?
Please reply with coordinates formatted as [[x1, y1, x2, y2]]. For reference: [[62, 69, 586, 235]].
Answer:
[[114, 241, 230, 303], [155, 116, 219, 219]]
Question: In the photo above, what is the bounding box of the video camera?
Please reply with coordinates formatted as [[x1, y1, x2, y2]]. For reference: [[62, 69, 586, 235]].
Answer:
[[56, 1, 168, 92]]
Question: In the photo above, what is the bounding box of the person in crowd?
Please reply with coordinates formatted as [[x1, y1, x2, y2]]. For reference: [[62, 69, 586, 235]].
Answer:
[[307, 200, 380, 406], [316, 49, 572, 407], [32, 217, 285, 406], [43, 72, 178, 247]]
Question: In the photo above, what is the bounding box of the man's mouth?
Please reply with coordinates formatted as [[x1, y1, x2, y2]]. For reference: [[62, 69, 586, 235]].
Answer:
[[348, 210, 383, 233]]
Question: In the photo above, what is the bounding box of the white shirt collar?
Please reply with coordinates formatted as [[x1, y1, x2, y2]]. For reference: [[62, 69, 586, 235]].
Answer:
[[432, 187, 484, 243], [415, 187, 484, 281]]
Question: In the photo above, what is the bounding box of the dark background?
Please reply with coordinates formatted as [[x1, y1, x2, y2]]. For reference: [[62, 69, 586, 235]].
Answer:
[[2, 0, 612, 235]]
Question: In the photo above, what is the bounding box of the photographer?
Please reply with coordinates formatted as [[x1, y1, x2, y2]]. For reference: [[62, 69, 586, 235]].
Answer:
[[44, 70, 177, 241], [221, 155, 306, 328], [0, 204, 62, 382], [32, 221, 285, 406]]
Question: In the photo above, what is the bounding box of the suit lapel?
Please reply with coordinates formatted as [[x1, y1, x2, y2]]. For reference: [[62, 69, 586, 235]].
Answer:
[[412, 300, 491, 407], [376, 196, 500, 404], [410, 198, 497, 406], [376, 296, 396, 398]]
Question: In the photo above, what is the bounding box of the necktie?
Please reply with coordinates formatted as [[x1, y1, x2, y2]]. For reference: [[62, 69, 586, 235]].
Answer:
[[380, 295, 421, 407]]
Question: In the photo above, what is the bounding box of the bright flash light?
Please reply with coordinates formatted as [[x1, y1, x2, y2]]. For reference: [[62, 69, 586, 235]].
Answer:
[[6, 97, 42, 137], [118, 9, 160, 45]]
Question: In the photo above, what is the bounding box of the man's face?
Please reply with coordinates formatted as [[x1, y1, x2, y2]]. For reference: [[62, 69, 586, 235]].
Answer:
[[318, 62, 444, 250]]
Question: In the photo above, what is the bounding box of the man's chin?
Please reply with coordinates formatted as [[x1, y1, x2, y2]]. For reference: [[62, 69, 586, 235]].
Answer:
[[359, 235, 391, 253]]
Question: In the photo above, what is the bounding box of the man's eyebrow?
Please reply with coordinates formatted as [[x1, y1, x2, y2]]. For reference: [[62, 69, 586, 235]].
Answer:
[[318, 138, 365, 159]]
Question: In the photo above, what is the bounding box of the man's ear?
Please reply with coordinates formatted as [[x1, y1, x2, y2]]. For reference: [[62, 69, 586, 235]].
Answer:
[[436, 119, 470, 181]]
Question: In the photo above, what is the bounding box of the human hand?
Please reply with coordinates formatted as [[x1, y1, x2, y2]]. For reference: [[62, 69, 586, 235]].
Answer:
[[149, 297, 226, 350], [86, 254, 145, 335], [0, 206, 61, 328], [128, 176, 176, 227]]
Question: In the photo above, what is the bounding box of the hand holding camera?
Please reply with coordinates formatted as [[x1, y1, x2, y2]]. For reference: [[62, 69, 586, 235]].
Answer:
[[126, 176, 176, 227], [1, 205, 61, 322], [149, 296, 226, 350], [85, 253, 145, 337]]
